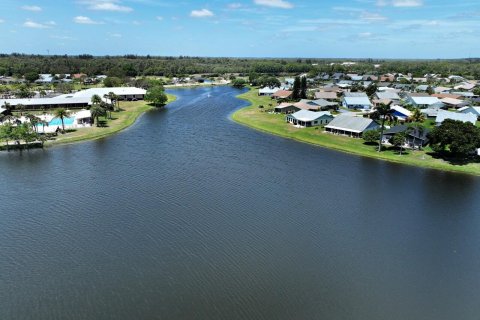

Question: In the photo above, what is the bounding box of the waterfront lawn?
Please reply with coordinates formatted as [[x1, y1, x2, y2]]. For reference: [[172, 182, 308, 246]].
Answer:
[[232, 87, 480, 176], [46, 93, 176, 146]]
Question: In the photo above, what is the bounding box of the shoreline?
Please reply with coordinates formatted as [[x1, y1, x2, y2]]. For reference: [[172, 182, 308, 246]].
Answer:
[[231, 87, 480, 176], [42, 93, 177, 148]]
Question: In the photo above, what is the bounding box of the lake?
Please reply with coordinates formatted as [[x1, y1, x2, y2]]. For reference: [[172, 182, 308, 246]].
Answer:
[[1, 86, 480, 319]]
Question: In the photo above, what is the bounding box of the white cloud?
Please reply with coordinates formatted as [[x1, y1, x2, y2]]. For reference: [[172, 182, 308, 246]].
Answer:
[[21, 5, 42, 12], [23, 20, 55, 29], [360, 12, 388, 21], [79, 1, 133, 12], [190, 9, 214, 18], [228, 3, 243, 9], [254, 0, 293, 9], [108, 32, 122, 38], [73, 16, 103, 24], [377, 0, 423, 7], [156, 16, 163, 21], [0, 19, 4, 23]]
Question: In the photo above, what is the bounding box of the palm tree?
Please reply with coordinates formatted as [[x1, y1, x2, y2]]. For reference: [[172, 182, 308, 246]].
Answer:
[[90, 105, 106, 127], [3, 102, 13, 115], [16, 104, 26, 116], [25, 114, 41, 133], [371, 102, 394, 152], [53, 108, 71, 132], [91, 94, 102, 107], [409, 108, 425, 123]]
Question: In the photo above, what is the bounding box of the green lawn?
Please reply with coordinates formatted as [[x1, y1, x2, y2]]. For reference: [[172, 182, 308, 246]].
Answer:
[[232, 87, 480, 176]]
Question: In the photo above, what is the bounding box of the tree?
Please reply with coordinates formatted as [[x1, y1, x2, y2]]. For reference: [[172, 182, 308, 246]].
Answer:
[[91, 94, 102, 106], [408, 108, 425, 123], [103, 77, 123, 87], [366, 83, 377, 97], [426, 85, 434, 95], [292, 76, 301, 100], [25, 114, 41, 133], [0, 123, 13, 151], [90, 105, 107, 126], [300, 76, 307, 99], [407, 123, 425, 150], [145, 86, 168, 107], [371, 102, 394, 152], [429, 119, 480, 159], [363, 130, 380, 145], [53, 108, 71, 132], [232, 78, 247, 88], [24, 72, 39, 83], [16, 104, 26, 116], [390, 132, 407, 155]]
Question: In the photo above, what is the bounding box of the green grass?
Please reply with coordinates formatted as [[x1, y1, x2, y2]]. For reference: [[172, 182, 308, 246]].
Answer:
[[232, 87, 480, 176], [45, 93, 176, 147]]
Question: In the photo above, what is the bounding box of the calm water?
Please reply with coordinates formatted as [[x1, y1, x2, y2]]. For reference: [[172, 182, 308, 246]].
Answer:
[[1, 86, 480, 320]]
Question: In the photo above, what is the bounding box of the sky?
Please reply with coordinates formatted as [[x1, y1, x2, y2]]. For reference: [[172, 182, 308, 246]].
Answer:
[[0, 0, 478, 58]]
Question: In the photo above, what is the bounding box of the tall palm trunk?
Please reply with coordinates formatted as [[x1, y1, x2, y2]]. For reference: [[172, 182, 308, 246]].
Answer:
[[378, 116, 385, 152]]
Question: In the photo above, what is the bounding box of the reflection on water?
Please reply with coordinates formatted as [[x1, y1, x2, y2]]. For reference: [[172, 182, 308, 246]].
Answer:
[[1, 86, 480, 320]]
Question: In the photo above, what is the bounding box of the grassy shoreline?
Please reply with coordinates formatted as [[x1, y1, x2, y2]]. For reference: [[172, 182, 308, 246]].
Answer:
[[232, 87, 480, 176], [43, 93, 177, 147]]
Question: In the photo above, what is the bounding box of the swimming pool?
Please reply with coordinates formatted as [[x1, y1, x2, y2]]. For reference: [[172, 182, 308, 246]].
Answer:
[[37, 117, 75, 127]]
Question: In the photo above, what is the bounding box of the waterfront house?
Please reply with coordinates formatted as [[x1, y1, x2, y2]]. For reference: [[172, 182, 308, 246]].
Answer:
[[286, 110, 333, 127], [435, 110, 477, 126], [272, 90, 293, 100], [382, 124, 430, 148], [325, 115, 379, 137], [258, 87, 279, 96], [274, 103, 300, 114]]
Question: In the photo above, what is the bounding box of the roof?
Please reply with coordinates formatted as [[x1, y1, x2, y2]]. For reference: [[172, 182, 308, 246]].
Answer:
[[434, 86, 451, 93], [275, 102, 297, 109], [325, 115, 378, 133], [431, 93, 462, 99], [458, 106, 480, 116], [391, 105, 412, 117], [375, 91, 400, 100], [435, 110, 477, 125], [288, 110, 332, 122], [343, 96, 372, 106], [314, 91, 337, 100], [344, 92, 368, 98], [259, 87, 279, 94], [272, 90, 292, 98], [312, 99, 337, 107], [0, 107, 6, 114], [73, 109, 92, 119], [410, 96, 441, 105], [0, 96, 92, 107], [440, 97, 467, 106], [71, 87, 146, 98], [383, 125, 430, 140]]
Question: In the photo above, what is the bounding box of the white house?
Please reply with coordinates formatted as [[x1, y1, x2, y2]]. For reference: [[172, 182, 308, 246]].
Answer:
[[406, 96, 444, 108], [435, 110, 477, 126], [286, 110, 333, 127], [458, 106, 480, 118], [258, 87, 280, 96], [325, 115, 379, 137]]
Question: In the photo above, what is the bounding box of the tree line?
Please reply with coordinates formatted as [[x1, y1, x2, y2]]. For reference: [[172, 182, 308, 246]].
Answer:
[[1, 54, 480, 79]]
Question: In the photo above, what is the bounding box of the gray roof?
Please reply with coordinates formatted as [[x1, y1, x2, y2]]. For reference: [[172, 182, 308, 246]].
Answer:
[[312, 99, 337, 107], [343, 96, 372, 106], [288, 110, 332, 122], [0, 107, 6, 114], [375, 91, 400, 100], [314, 91, 337, 100], [435, 110, 477, 125], [344, 92, 368, 98], [326, 115, 379, 133], [0, 96, 92, 107], [410, 96, 442, 105], [458, 106, 480, 116]]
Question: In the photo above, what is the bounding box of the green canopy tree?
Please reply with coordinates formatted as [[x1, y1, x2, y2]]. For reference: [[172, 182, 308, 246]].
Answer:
[[145, 86, 168, 107], [429, 119, 480, 159], [90, 105, 107, 126]]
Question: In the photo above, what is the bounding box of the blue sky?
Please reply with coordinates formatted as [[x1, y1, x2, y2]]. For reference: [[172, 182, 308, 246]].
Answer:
[[0, 0, 478, 58]]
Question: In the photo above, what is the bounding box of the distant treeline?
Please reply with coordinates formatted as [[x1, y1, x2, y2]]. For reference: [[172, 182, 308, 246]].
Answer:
[[1, 54, 480, 79]]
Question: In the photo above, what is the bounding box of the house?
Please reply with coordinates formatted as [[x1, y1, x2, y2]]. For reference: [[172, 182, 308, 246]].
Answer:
[[435, 110, 477, 126], [440, 97, 469, 109], [405, 96, 444, 108], [286, 110, 333, 127], [421, 107, 442, 118], [382, 125, 430, 148], [458, 106, 480, 118], [375, 91, 401, 102], [342, 93, 372, 110], [272, 90, 293, 100], [36, 74, 55, 84], [258, 87, 280, 96], [416, 85, 430, 92], [0, 106, 7, 114], [431, 93, 462, 100], [325, 115, 379, 137], [434, 86, 452, 94], [294, 99, 337, 111], [315, 91, 338, 100], [391, 105, 412, 121], [274, 103, 300, 114]]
